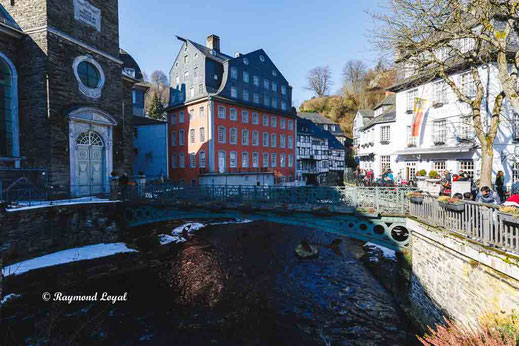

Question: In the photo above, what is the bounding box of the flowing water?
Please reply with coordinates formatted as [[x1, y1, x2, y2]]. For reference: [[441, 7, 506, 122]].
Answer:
[[2, 220, 418, 345]]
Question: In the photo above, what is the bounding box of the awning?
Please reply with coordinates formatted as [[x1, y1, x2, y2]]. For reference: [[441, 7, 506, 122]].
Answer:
[[393, 145, 475, 156]]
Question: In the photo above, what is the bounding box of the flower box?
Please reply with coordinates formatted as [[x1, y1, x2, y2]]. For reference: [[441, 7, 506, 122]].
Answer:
[[438, 197, 465, 212], [410, 196, 424, 204], [498, 209, 519, 225]]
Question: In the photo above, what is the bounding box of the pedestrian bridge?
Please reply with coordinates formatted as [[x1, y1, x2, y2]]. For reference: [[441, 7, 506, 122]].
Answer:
[[123, 185, 415, 251]]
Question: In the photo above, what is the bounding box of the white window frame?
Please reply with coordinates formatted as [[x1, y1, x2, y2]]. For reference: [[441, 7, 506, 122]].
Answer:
[[229, 108, 238, 121], [230, 151, 238, 168], [252, 131, 259, 146], [179, 130, 185, 145], [242, 110, 249, 123], [263, 132, 269, 147], [263, 153, 269, 168], [218, 126, 226, 144], [230, 127, 238, 145], [218, 106, 226, 119], [242, 152, 249, 168], [242, 129, 249, 145]]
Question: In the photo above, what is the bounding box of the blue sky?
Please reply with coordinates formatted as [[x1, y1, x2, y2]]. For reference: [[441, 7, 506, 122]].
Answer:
[[119, 0, 383, 107]]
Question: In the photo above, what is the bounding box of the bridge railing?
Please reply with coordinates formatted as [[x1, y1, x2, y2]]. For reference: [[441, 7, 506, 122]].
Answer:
[[124, 183, 417, 214], [408, 195, 519, 253]]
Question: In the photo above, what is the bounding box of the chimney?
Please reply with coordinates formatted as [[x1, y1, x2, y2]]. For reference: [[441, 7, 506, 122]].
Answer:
[[206, 34, 220, 53]]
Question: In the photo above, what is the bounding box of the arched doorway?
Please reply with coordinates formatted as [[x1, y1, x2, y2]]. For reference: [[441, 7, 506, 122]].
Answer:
[[76, 131, 105, 196], [68, 107, 117, 197]]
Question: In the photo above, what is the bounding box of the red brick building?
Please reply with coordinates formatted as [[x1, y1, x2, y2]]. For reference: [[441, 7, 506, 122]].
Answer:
[[167, 35, 296, 186]]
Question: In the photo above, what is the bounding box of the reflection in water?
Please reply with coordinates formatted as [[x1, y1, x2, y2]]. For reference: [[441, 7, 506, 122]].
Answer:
[[2, 220, 417, 345]]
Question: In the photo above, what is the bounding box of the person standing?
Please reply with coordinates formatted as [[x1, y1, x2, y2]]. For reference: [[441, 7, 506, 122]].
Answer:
[[495, 171, 505, 202]]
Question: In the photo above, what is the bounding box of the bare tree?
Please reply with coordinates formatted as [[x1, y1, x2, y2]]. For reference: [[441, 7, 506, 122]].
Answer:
[[372, 0, 513, 187], [306, 66, 333, 98], [343, 60, 367, 106], [145, 70, 170, 119]]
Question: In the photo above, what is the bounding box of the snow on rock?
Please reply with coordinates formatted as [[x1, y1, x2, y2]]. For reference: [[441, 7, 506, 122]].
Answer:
[[6, 197, 119, 212], [209, 219, 253, 225], [365, 243, 397, 261], [2, 243, 138, 277], [1, 293, 22, 306], [171, 222, 206, 235], [159, 234, 187, 245]]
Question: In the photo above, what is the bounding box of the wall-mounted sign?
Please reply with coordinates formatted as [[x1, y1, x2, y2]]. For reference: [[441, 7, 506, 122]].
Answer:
[[74, 0, 101, 32]]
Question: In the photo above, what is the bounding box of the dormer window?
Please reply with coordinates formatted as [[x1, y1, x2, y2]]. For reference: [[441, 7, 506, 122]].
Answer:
[[184, 45, 188, 52], [272, 70, 277, 77], [259, 55, 265, 62], [243, 58, 249, 65], [123, 67, 135, 78], [211, 50, 217, 56]]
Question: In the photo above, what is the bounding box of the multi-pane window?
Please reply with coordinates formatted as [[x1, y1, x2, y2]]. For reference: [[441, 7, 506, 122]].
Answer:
[[230, 108, 238, 121], [184, 71, 189, 82], [271, 116, 277, 127], [179, 111, 185, 123], [272, 82, 277, 92], [243, 90, 249, 101], [288, 154, 294, 167], [253, 75, 259, 86], [242, 152, 249, 168], [264, 96, 270, 106], [280, 154, 286, 168], [171, 132, 177, 146], [242, 110, 249, 123], [380, 126, 391, 143], [252, 112, 259, 124], [230, 128, 238, 144], [231, 87, 238, 98], [271, 153, 277, 167], [193, 67, 198, 78], [243, 71, 249, 83], [461, 72, 476, 98], [190, 129, 195, 144], [263, 153, 269, 167], [171, 153, 177, 168], [252, 152, 259, 168], [288, 120, 294, 130], [280, 134, 286, 148], [190, 153, 196, 168], [264, 79, 270, 89], [253, 93, 260, 104], [459, 116, 474, 140], [381, 155, 391, 172], [263, 132, 269, 147], [231, 67, 238, 79], [218, 106, 226, 119], [199, 84, 204, 94], [288, 136, 293, 149], [272, 98, 278, 108], [271, 133, 277, 147], [218, 126, 226, 143], [199, 127, 205, 142], [281, 85, 287, 95], [199, 107, 205, 118], [252, 131, 259, 146], [199, 151, 206, 168], [179, 153, 185, 168], [433, 120, 447, 144], [433, 81, 448, 105], [459, 160, 474, 178], [281, 101, 287, 111], [242, 129, 249, 145], [189, 109, 195, 121], [179, 130, 185, 145], [171, 114, 177, 124], [230, 151, 238, 168], [280, 119, 286, 129], [263, 114, 269, 126], [434, 161, 446, 171], [407, 89, 417, 112]]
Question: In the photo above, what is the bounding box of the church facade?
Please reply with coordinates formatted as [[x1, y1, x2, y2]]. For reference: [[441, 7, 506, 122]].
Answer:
[[0, 0, 138, 196]]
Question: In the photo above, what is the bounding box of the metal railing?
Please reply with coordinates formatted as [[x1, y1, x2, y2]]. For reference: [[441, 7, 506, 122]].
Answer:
[[123, 183, 417, 214], [408, 196, 519, 253]]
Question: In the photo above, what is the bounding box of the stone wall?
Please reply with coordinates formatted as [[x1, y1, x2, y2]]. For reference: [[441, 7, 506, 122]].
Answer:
[[0, 203, 124, 265], [407, 218, 519, 329]]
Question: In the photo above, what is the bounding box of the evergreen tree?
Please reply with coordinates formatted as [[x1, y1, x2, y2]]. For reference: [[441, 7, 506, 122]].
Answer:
[[148, 93, 165, 120]]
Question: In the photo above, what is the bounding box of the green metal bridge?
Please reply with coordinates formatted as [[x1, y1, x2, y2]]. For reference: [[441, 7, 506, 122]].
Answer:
[[123, 185, 415, 252]]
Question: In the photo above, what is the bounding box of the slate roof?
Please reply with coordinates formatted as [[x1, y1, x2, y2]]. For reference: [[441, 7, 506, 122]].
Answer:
[[177, 36, 234, 63], [373, 94, 396, 110], [134, 116, 167, 126], [363, 109, 396, 130], [358, 109, 374, 118], [120, 49, 144, 81], [298, 112, 336, 125], [297, 116, 345, 150], [0, 5, 20, 30]]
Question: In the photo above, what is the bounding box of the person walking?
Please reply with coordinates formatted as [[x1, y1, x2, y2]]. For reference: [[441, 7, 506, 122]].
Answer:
[[495, 171, 505, 202]]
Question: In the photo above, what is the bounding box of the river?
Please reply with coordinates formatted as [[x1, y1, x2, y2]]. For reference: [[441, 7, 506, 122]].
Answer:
[[2, 220, 418, 345]]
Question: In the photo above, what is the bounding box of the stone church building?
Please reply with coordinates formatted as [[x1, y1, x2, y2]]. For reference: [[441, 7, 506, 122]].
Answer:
[[0, 0, 140, 196]]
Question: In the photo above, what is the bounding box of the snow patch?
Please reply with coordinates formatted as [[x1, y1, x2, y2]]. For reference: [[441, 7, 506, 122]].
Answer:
[[1, 293, 22, 306], [2, 243, 138, 277], [365, 243, 397, 261], [209, 219, 253, 226], [172, 222, 206, 235], [6, 197, 119, 212], [159, 234, 187, 245]]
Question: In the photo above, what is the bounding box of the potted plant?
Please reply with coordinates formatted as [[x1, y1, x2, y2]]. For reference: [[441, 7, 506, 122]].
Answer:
[[428, 170, 440, 179], [416, 170, 427, 179], [406, 191, 424, 204], [438, 196, 465, 212], [498, 206, 519, 225]]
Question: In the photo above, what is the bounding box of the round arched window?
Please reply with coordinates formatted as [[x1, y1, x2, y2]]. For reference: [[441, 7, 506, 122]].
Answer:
[[77, 131, 104, 147], [77, 61, 101, 89]]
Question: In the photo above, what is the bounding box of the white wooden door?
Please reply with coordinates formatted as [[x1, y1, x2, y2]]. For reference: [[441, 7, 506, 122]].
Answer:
[[76, 131, 105, 196]]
